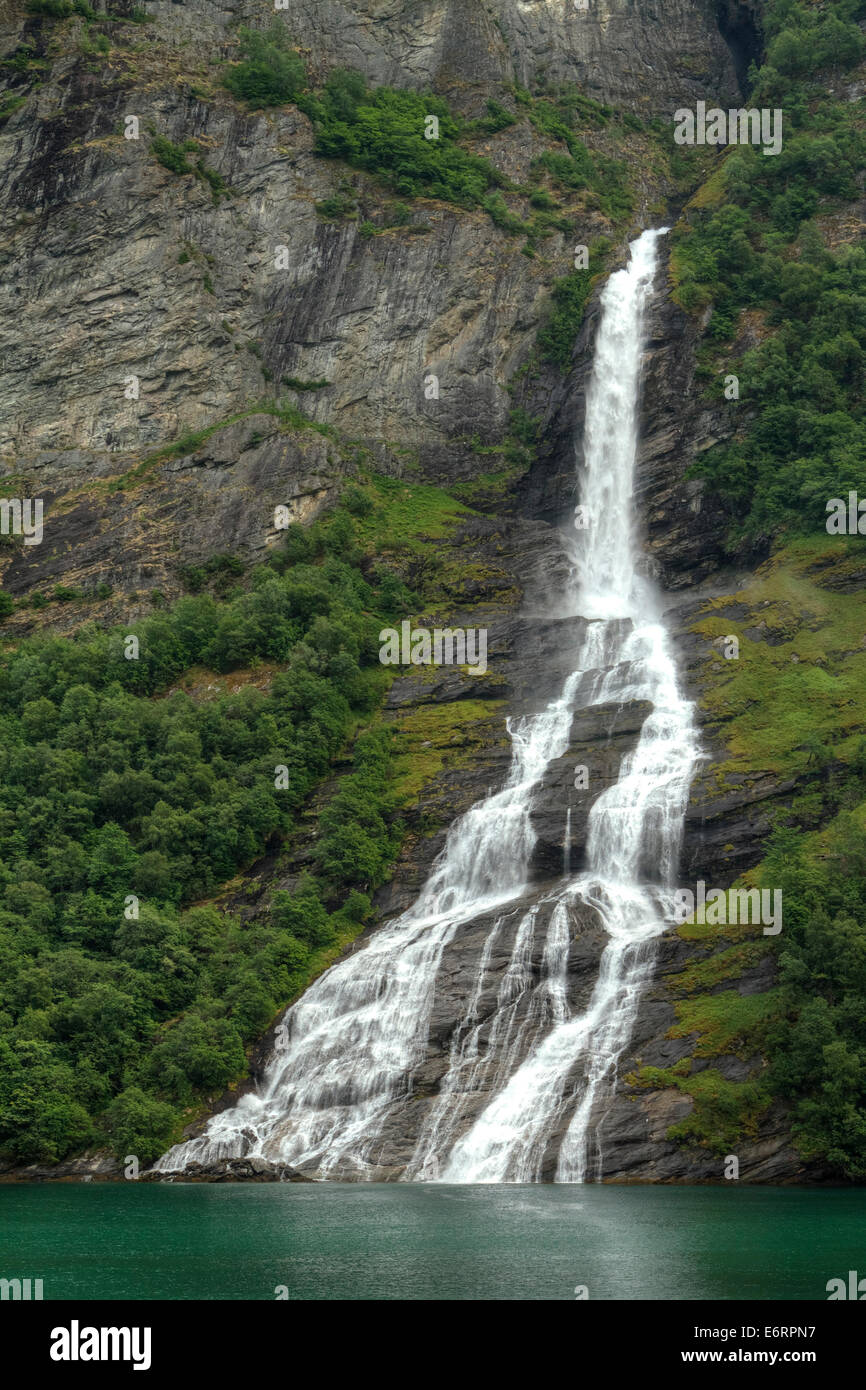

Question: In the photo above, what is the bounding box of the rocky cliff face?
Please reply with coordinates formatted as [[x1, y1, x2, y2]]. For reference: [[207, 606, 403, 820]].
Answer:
[[239, 0, 749, 113], [0, 0, 754, 464], [2, 0, 809, 1181]]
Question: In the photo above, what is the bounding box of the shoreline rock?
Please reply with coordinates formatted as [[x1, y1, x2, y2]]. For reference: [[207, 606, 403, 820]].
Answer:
[[141, 1158, 316, 1183]]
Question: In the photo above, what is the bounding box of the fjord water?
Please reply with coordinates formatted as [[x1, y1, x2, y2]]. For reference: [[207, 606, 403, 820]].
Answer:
[[158, 229, 699, 1181], [3, 1184, 864, 1300]]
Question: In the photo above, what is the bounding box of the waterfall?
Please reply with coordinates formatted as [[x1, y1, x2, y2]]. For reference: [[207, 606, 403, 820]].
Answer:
[[157, 227, 700, 1183]]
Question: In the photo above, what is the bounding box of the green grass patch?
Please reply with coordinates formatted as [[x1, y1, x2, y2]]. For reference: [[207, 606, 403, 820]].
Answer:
[[668, 988, 784, 1059], [0, 93, 28, 125], [346, 473, 473, 554], [677, 941, 773, 994], [693, 538, 866, 778], [631, 1064, 773, 1155], [389, 699, 506, 806]]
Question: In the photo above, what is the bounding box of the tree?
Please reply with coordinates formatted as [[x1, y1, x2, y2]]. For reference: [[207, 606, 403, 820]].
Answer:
[[144, 1014, 246, 1103], [0, 1040, 94, 1162], [102, 1086, 179, 1167], [86, 822, 137, 895], [223, 25, 307, 108], [224, 972, 276, 1038], [271, 874, 334, 948]]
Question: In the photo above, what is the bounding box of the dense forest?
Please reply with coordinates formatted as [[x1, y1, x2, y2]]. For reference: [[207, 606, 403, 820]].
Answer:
[[0, 503, 415, 1163], [674, 0, 866, 540], [670, 0, 866, 1176]]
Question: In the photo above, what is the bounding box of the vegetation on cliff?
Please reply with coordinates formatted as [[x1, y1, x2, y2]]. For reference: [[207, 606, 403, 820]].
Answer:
[[673, 0, 866, 544], [681, 540, 866, 1176], [0, 489, 464, 1165], [216, 23, 638, 289], [6, 0, 866, 1183], [640, 0, 866, 1176]]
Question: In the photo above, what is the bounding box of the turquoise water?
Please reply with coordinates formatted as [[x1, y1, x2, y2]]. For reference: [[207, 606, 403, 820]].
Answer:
[[1, 1184, 863, 1300]]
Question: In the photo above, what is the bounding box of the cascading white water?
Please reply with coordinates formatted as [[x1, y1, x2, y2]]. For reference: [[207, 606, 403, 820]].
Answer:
[[157, 664, 585, 1177], [158, 228, 700, 1183]]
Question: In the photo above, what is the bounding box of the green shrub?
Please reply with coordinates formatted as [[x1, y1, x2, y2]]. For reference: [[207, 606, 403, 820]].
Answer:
[[151, 135, 198, 174], [507, 406, 540, 447], [151, 137, 228, 200], [222, 24, 307, 108], [315, 192, 356, 219], [343, 484, 374, 517], [481, 192, 528, 234], [27, 0, 96, 16], [103, 1088, 179, 1167], [305, 75, 505, 211], [271, 875, 335, 949], [79, 31, 109, 57], [538, 239, 610, 369], [196, 161, 229, 202], [281, 376, 329, 391]]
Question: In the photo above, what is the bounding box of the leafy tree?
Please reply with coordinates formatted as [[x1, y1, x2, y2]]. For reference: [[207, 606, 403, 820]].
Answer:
[[0, 1039, 94, 1161], [144, 1014, 246, 1104], [223, 25, 307, 108], [271, 874, 334, 949], [102, 1087, 178, 1167]]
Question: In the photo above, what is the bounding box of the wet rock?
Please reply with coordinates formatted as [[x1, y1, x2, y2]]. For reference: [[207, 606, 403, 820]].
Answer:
[[257, 883, 608, 1180], [0, 1152, 121, 1182], [528, 700, 653, 880], [142, 1158, 314, 1182]]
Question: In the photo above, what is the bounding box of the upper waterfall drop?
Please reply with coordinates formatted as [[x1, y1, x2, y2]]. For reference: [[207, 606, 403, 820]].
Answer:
[[156, 227, 700, 1184], [573, 230, 667, 620]]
